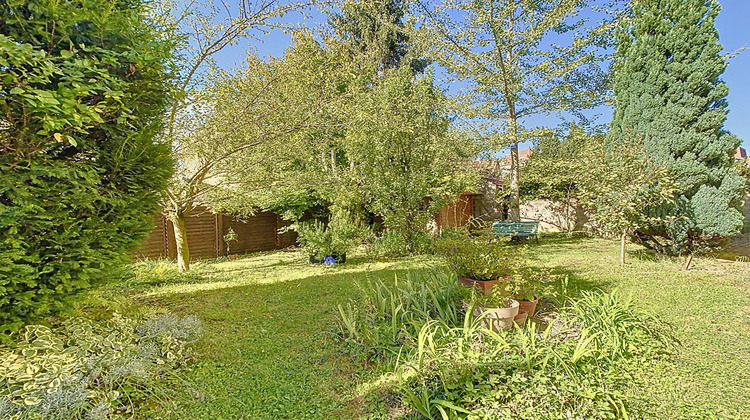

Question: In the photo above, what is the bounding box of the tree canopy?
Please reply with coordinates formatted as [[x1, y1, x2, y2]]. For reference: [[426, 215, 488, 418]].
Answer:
[[609, 0, 746, 257]]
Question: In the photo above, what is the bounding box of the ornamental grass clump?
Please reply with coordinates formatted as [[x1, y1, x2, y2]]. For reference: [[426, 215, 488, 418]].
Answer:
[[392, 290, 674, 419], [335, 270, 675, 419]]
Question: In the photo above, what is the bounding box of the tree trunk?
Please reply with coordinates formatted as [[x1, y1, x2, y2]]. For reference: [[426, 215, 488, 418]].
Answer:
[[683, 253, 693, 271], [509, 144, 521, 222], [620, 232, 626, 265], [172, 215, 190, 272]]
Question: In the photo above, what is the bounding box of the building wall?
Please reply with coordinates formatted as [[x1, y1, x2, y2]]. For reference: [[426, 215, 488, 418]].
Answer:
[[518, 199, 590, 232]]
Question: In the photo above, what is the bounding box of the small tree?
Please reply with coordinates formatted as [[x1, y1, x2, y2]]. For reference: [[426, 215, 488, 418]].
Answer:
[[156, 0, 322, 272], [581, 139, 677, 265], [519, 124, 605, 231]]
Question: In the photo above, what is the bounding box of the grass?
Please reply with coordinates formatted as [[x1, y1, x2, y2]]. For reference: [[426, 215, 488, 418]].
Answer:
[[108, 237, 749, 419]]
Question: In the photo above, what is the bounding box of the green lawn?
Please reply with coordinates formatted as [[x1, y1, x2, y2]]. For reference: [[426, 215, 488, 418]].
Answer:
[[127, 237, 749, 419]]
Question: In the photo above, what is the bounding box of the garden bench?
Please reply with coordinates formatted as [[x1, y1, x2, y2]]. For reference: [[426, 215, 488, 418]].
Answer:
[[490, 221, 540, 243]]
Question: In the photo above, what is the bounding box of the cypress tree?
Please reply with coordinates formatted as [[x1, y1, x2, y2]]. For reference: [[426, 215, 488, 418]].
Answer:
[[609, 0, 745, 258], [329, 0, 425, 72]]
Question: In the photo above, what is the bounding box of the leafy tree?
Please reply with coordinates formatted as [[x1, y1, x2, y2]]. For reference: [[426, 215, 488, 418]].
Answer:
[[156, 0, 321, 271], [609, 0, 746, 265], [518, 124, 604, 231], [579, 139, 677, 265], [414, 0, 610, 221], [345, 66, 475, 238], [329, 0, 425, 72], [0, 0, 173, 330]]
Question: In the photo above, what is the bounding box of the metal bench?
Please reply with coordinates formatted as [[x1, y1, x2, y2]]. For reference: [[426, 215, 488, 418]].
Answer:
[[490, 221, 540, 243]]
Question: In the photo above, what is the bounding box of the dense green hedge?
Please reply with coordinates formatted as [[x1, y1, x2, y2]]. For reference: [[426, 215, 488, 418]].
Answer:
[[0, 0, 174, 332]]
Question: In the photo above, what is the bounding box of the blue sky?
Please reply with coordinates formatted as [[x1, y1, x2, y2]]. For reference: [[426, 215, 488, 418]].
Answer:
[[212, 0, 750, 150]]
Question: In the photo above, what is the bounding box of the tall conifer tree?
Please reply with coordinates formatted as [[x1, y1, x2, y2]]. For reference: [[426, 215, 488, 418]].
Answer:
[[609, 0, 745, 260]]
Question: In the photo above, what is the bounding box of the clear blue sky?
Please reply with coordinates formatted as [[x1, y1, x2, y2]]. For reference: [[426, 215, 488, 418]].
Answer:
[[213, 0, 750, 150]]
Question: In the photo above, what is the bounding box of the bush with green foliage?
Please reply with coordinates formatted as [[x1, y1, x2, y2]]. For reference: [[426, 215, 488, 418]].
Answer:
[[368, 230, 435, 258], [0, 0, 174, 331], [434, 236, 527, 281], [293, 208, 365, 256], [0, 313, 201, 419]]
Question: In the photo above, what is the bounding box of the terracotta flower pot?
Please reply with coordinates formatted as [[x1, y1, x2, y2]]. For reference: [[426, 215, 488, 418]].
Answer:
[[515, 295, 539, 318], [458, 276, 499, 295], [473, 299, 519, 331], [514, 309, 528, 327]]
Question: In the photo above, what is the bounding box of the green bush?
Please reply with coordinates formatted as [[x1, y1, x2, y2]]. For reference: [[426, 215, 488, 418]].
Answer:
[[434, 236, 527, 281], [293, 209, 365, 256], [0, 313, 201, 419], [368, 230, 435, 258], [0, 0, 174, 331]]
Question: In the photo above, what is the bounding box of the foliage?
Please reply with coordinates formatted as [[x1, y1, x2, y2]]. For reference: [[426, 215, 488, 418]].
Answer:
[[414, 0, 612, 220], [393, 290, 672, 419], [368, 230, 435, 258], [609, 0, 746, 256], [335, 270, 466, 362], [434, 236, 527, 281], [333, 265, 673, 418], [123, 259, 206, 290], [518, 125, 605, 231], [329, 0, 425, 72], [580, 138, 678, 264], [293, 208, 365, 256], [155, 0, 322, 272], [222, 228, 238, 256], [0, 0, 174, 331], [0, 313, 201, 419], [346, 66, 476, 234]]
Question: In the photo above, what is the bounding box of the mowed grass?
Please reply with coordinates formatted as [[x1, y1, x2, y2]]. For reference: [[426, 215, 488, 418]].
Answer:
[[132, 252, 437, 419], [125, 237, 750, 419]]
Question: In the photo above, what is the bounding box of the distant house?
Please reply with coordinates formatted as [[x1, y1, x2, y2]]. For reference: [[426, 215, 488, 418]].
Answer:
[[735, 147, 746, 160]]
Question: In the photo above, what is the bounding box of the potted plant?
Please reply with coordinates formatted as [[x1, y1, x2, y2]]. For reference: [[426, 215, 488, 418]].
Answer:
[[434, 236, 527, 295], [463, 289, 520, 331], [223, 227, 239, 259], [511, 268, 556, 319]]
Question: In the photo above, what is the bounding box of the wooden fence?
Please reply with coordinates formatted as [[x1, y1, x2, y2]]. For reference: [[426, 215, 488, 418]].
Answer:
[[134, 209, 296, 260], [135, 194, 476, 261]]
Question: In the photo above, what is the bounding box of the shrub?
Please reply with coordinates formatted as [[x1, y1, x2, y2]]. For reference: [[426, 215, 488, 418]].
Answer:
[[293, 208, 365, 256], [368, 230, 434, 258], [0, 0, 174, 331], [0, 313, 201, 419], [434, 236, 527, 281]]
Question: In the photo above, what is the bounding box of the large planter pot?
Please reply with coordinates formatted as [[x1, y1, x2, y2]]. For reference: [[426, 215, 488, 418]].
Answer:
[[309, 251, 346, 264], [515, 295, 539, 318], [458, 276, 499, 295], [473, 299, 520, 331]]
